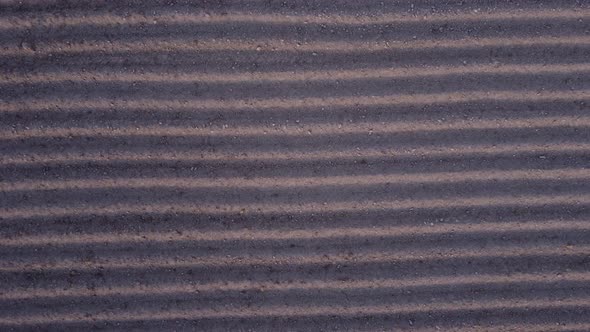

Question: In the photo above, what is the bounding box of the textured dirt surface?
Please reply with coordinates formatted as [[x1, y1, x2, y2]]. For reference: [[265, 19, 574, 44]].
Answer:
[[1, 0, 590, 331]]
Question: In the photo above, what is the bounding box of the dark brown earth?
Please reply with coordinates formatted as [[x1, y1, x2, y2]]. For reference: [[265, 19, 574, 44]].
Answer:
[[1, 0, 590, 331]]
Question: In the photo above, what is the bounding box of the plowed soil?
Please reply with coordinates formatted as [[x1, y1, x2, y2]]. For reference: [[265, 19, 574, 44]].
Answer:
[[1, 0, 590, 330]]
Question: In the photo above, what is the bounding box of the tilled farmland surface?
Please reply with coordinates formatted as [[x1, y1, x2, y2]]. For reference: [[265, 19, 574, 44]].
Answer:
[[1, 0, 590, 331]]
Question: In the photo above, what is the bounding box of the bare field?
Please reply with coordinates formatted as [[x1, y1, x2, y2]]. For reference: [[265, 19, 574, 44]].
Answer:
[[1, 0, 590, 330]]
